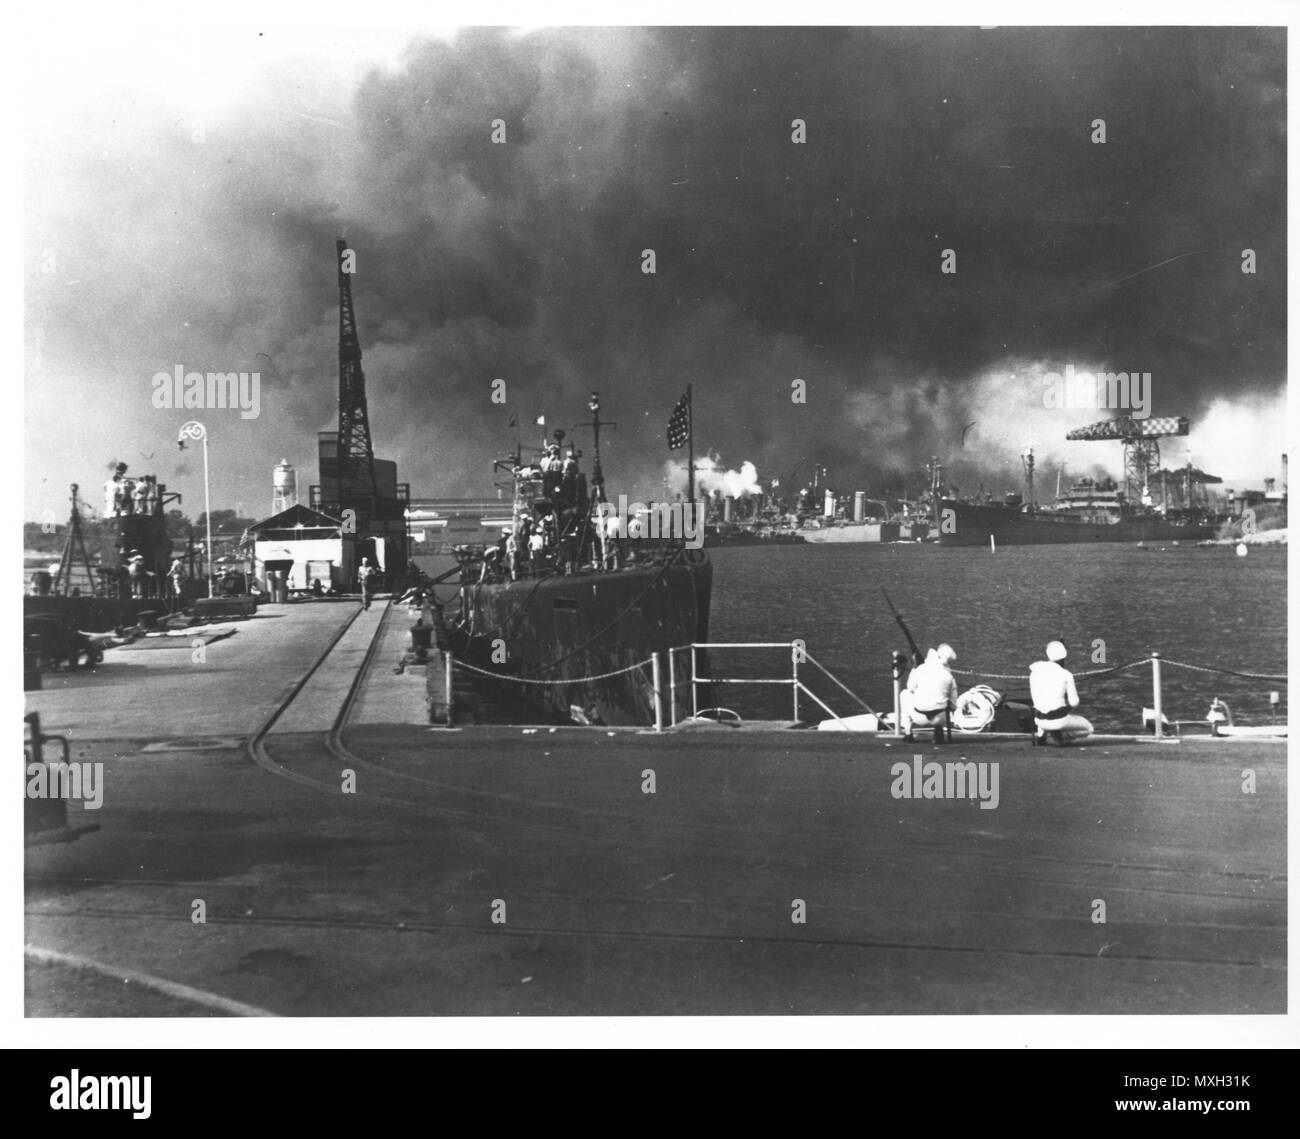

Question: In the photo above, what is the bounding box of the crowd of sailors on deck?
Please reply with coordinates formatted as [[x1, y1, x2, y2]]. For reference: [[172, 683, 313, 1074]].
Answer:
[[103, 463, 162, 518], [475, 442, 633, 582]]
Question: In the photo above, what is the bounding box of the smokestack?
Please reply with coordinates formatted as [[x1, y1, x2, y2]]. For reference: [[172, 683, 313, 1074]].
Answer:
[[723, 495, 734, 523], [823, 489, 835, 519], [853, 491, 866, 523]]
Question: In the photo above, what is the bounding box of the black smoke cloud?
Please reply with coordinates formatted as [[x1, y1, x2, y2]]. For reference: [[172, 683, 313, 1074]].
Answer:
[[27, 27, 1285, 511]]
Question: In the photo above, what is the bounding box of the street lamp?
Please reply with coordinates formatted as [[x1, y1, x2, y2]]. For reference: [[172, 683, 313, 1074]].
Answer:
[[178, 420, 214, 597]]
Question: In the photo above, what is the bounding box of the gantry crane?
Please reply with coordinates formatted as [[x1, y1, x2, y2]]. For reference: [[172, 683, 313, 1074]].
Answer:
[[1065, 416, 1190, 503]]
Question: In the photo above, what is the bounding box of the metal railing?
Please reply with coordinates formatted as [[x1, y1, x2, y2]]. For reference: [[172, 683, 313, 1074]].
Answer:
[[665, 641, 874, 729]]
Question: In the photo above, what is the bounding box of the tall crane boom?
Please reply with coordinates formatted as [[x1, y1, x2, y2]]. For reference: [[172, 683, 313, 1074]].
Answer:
[[335, 238, 378, 504], [1065, 416, 1189, 441]]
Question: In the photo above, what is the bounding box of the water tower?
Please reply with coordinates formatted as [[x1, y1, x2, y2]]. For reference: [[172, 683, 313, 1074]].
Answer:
[[272, 459, 297, 515]]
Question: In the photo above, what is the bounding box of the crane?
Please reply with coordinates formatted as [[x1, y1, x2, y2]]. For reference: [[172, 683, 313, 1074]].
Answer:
[[330, 238, 379, 515], [1065, 416, 1190, 503], [311, 241, 409, 575]]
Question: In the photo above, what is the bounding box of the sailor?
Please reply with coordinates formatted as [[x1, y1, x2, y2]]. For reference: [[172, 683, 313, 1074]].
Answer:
[[357, 557, 375, 610], [503, 526, 518, 580], [513, 516, 533, 576], [527, 515, 547, 564], [168, 557, 185, 598], [539, 444, 561, 498], [599, 509, 622, 571], [127, 550, 146, 598], [558, 448, 579, 507], [104, 463, 129, 518], [900, 644, 959, 743], [1029, 641, 1093, 745], [542, 506, 560, 545], [119, 473, 137, 515]]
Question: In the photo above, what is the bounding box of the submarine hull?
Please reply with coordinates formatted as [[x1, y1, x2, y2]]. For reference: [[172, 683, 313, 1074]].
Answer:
[[451, 555, 712, 726]]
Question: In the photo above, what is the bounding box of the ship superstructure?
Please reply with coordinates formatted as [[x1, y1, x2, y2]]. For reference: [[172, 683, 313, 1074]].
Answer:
[[443, 396, 712, 726]]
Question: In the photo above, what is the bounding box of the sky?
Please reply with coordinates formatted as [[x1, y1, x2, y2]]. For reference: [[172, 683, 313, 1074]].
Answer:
[[23, 23, 1287, 523]]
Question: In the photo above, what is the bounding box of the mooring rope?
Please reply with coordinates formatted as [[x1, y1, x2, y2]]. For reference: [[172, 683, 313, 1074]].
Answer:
[[1157, 658, 1288, 684], [952, 657, 1287, 684], [451, 657, 652, 686], [951, 659, 1149, 681]]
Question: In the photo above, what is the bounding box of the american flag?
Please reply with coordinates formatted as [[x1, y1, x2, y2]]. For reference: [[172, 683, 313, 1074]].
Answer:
[[666, 389, 691, 450]]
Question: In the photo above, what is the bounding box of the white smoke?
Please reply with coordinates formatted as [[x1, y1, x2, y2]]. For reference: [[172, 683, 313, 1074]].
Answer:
[[664, 455, 762, 498], [1184, 392, 1288, 489]]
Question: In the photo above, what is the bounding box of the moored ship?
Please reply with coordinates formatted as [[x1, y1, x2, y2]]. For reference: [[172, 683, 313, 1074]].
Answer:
[[936, 417, 1221, 546], [936, 489, 1218, 546], [442, 394, 712, 726]]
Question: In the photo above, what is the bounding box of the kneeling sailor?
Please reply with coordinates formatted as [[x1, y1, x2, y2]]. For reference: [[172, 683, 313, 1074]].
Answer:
[[1029, 641, 1093, 745]]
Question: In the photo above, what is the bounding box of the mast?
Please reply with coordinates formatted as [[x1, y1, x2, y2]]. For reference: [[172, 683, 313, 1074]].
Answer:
[[1022, 446, 1035, 510], [577, 391, 616, 506], [52, 484, 97, 596], [686, 383, 695, 506]]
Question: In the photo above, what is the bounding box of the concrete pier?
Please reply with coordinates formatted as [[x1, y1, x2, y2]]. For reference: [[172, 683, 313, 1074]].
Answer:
[[24, 601, 1287, 1016]]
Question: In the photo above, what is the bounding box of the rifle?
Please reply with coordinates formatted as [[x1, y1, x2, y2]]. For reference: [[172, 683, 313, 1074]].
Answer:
[[880, 587, 924, 667]]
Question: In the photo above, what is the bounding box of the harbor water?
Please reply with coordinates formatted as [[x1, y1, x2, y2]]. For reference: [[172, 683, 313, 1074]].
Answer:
[[708, 542, 1287, 733]]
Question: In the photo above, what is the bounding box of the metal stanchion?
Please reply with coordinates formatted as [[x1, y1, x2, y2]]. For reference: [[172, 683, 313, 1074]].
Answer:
[[791, 641, 800, 723], [1150, 652, 1163, 739], [445, 651, 455, 728], [651, 652, 664, 732], [691, 645, 699, 719], [669, 648, 677, 727], [891, 651, 905, 738]]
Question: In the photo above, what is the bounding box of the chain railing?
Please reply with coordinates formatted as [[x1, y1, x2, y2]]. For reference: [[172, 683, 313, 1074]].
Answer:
[[439, 641, 1286, 738]]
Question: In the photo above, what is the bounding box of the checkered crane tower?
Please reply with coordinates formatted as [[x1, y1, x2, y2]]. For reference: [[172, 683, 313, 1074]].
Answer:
[[1065, 416, 1190, 502]]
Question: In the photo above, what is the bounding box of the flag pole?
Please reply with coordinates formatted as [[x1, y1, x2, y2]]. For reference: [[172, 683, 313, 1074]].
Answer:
[[686, 383, 694, 506]]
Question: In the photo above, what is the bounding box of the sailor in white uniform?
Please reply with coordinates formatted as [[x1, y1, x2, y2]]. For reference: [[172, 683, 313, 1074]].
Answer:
[[900, 643, 959, 743], [1029, 641, 1093, 744]]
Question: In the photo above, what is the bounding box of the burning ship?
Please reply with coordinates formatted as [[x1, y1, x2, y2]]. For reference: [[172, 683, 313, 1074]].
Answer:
[[936, 415, 1221, 546]]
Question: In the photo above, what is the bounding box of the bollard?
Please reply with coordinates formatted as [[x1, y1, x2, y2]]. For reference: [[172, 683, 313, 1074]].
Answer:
[[891, 651, 905, 738], [1151, 652, 1163, 739], [445, 651, 455, 728], [651, 652, 664, 732]]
